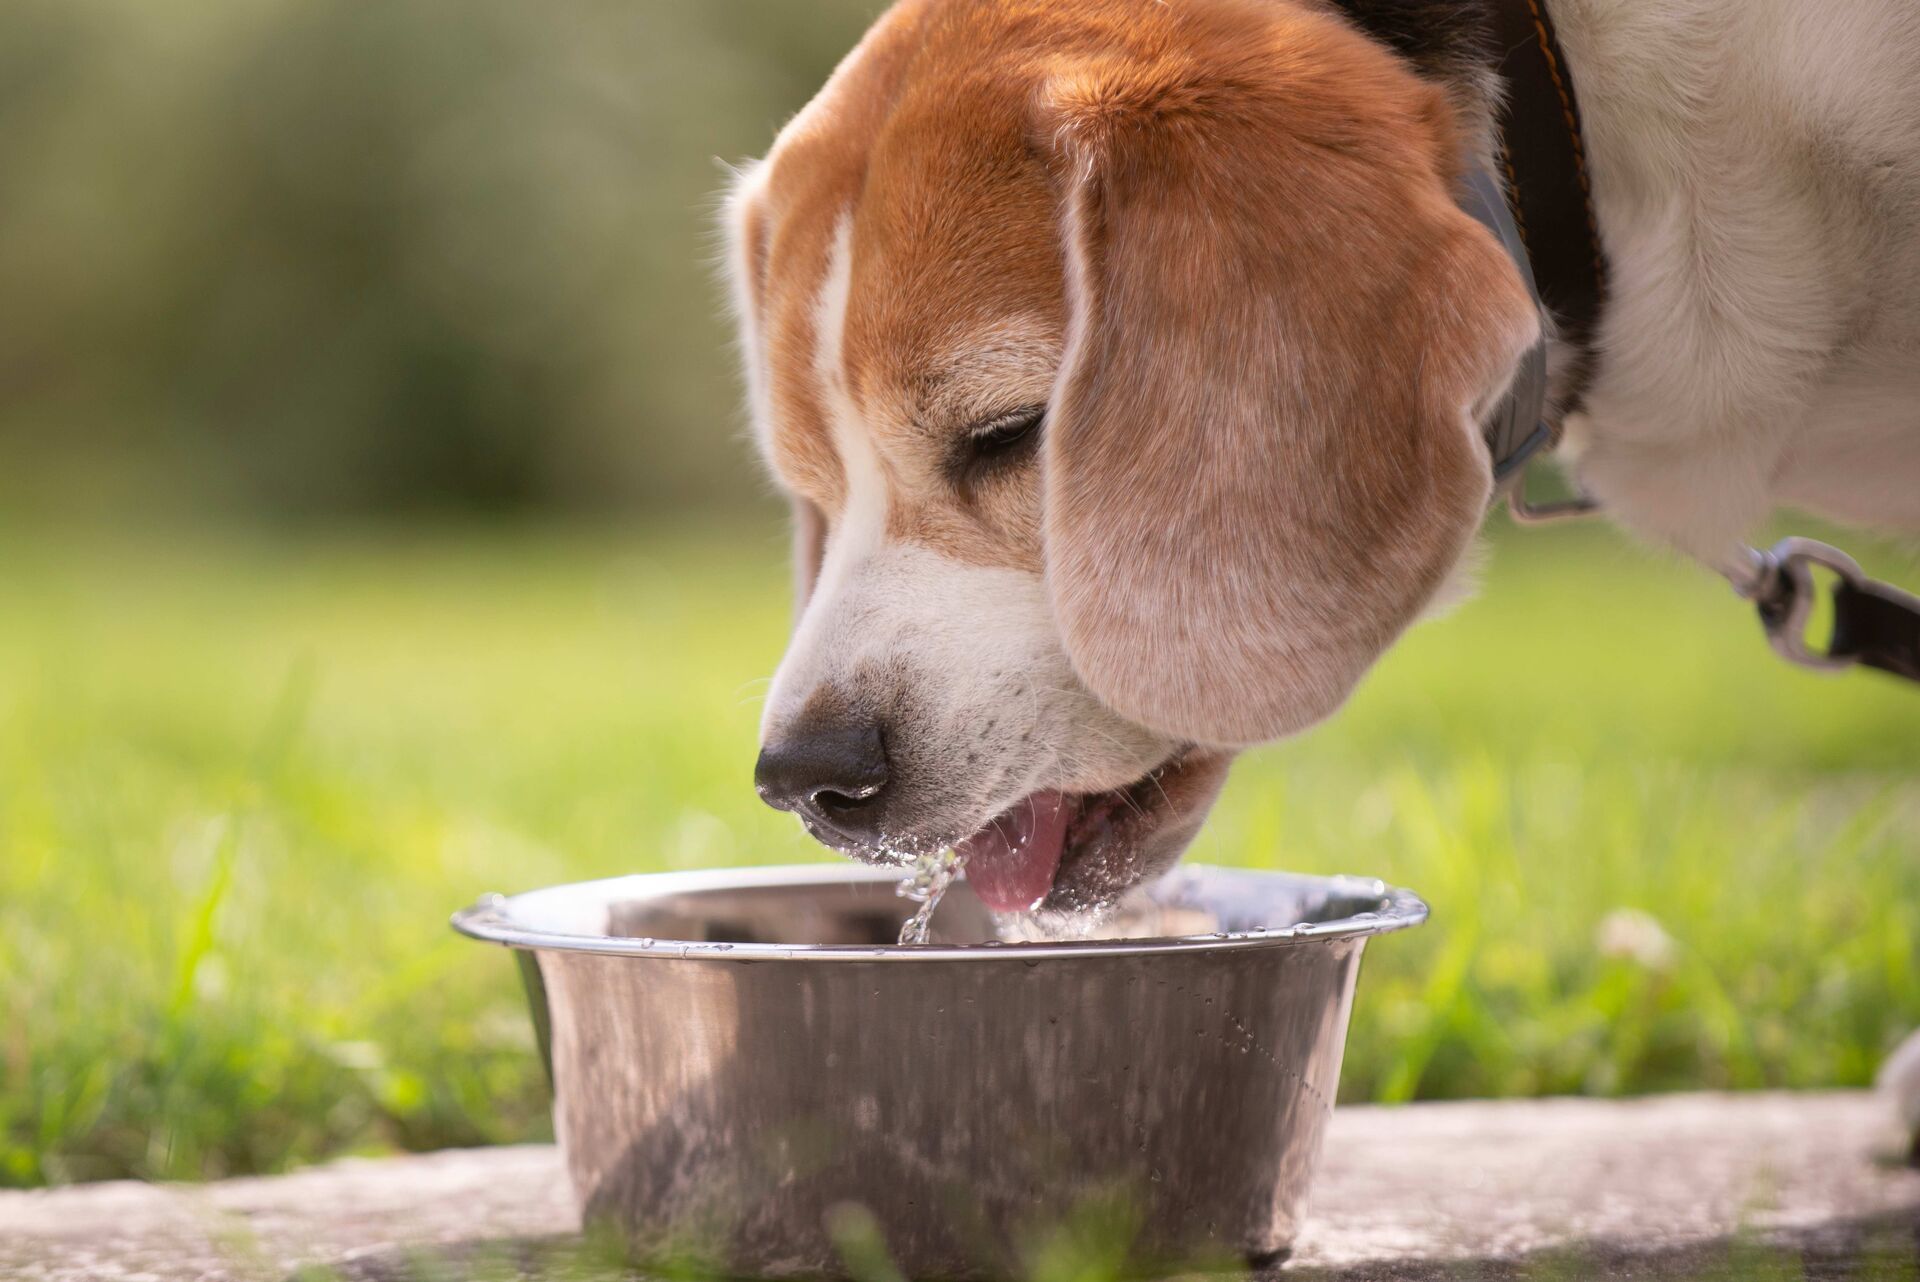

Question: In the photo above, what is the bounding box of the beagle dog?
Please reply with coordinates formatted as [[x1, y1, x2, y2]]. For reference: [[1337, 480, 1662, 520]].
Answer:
[[728, 0, 1920, 919]]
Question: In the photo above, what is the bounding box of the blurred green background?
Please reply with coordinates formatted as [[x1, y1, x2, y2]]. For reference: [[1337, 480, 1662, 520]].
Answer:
[[1, 0, 1916, 1194], [0, 0, 875, 519]]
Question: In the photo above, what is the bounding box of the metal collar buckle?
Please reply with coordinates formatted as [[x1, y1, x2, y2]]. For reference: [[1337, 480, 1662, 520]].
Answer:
[[1728, 537, 1866, 672]]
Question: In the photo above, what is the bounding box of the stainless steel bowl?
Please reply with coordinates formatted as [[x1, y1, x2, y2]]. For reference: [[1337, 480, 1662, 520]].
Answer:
[[453, 864, 1426, 1279]]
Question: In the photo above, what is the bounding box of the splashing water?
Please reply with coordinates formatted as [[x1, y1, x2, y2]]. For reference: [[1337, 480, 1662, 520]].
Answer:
[[895, 848, 965, 945]]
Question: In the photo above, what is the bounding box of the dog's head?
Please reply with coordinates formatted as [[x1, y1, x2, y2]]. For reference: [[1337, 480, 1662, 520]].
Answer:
[[727, 0, 1538, 913]]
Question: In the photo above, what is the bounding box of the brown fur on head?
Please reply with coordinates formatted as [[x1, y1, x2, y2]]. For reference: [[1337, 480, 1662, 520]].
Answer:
[[730, 0, 1537, 911]]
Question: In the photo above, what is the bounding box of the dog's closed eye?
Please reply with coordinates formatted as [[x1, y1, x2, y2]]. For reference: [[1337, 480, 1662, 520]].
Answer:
[[953, 404, 1045, 486]]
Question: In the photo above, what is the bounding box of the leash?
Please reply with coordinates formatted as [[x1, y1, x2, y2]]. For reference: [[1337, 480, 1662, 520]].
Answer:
[[1510, 458, 1920, 685], [1467, 0, 1920, 687], [1727, 540, 1920, 683]]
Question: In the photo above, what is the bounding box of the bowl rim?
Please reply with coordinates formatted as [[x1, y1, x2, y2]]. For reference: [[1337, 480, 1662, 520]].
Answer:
[[450, 863, 1429, 962]]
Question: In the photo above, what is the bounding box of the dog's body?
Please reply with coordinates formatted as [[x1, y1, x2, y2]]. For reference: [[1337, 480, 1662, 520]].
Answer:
[[1553, 0, 1920, 560]]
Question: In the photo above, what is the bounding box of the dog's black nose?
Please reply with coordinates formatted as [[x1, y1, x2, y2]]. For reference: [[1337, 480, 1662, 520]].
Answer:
[[755, 718, 890, 840]]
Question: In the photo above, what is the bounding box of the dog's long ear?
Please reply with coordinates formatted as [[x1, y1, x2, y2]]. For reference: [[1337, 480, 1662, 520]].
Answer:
[[722, 160, 831, 627], [1036, 7, 1540, 746]]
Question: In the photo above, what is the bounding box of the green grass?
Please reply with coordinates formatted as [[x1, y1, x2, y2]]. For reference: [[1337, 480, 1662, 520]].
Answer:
[[2, 515, 1917, 1188]]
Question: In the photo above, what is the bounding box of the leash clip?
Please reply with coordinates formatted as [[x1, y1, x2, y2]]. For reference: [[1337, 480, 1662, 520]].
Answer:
[[1730, 537, 1865, 672]]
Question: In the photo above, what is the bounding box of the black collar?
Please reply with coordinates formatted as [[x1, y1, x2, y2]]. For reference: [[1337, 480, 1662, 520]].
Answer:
[[1457, 165, 1552, 483], [1327, 0, 1608, 483], [1485, 0, 1607, 373], [1459, 0, 1610, 483]]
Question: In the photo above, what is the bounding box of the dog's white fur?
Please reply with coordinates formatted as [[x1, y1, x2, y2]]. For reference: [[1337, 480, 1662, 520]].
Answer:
[[1554, 0, 1920, 565]]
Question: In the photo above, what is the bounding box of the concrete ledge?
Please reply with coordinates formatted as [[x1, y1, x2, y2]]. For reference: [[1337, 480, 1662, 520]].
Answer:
[[2, 1092, 1914, 1280]]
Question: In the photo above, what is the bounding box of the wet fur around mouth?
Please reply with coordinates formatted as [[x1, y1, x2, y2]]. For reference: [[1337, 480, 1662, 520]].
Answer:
[[1036, 750, 1234, 915], [800, 750, 1234, 916]]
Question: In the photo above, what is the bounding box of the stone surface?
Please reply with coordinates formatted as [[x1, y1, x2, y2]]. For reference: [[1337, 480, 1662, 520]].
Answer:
[[2, 1092, 1914, 1280]]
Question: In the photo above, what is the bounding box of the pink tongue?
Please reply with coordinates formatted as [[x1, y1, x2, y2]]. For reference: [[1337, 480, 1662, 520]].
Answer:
[[958, 791, 1072, 913]]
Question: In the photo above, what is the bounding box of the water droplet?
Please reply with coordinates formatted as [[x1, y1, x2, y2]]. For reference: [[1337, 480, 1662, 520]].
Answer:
[[895, 847, 965, 945]]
